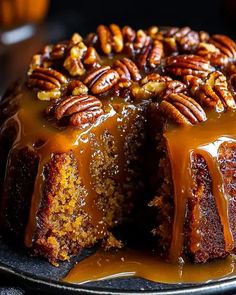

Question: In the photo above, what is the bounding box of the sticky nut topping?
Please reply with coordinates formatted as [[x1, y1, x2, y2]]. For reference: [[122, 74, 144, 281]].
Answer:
[[26, 24, 236, 128]]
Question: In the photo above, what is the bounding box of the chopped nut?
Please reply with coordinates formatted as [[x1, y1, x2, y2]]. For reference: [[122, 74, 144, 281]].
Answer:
[[83, 47, 100, 66], [159, 93, 207, 125], [37, 90, 61, 101], [183, 75, 203, 95], [67, 80, 88, 95], [63, 42, 88, 76], [131, 73, 185, 100]]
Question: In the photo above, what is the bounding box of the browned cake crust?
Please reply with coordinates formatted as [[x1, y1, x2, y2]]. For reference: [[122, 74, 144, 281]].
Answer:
[[1, 24, 236, 265]]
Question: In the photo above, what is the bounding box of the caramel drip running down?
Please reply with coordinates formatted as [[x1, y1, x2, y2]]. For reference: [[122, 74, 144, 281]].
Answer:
[[166, 111, 236, 261], [63, 248, 236, 284], [3, 88, 144, 247]]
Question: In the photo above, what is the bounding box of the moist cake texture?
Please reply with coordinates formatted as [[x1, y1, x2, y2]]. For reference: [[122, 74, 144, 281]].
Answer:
[[0, 24, 236, 265]]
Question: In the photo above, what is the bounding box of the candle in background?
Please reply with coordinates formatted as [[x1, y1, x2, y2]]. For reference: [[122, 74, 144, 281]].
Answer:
[[0, 0, 49, 29]]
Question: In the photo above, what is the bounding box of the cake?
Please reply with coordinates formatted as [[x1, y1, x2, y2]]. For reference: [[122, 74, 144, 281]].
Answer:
[[0, 24, 236, 265]]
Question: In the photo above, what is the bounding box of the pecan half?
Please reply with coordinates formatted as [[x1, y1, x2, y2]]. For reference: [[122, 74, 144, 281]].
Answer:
[[196, 42, 228, 66], [209, 35, 236, 60], [183, 75, 203, 95], [113, 57, 141, 81], [137, 40, 163, 69], [54, 95, 104, 127], [122, 28, 151, 57], [165, 54, 214, 78], [163, 27, 200, 53], [196, 71, 236, 111], [122, 26, 136, 43], [159, 93, 207, 125], [27, 67, 67, 91], [83, 66, 119, 94], [97, 24, 123, 54]]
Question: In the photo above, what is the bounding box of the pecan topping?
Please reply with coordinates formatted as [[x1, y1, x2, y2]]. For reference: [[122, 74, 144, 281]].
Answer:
[[84, 66, 119, 94], [137, 40, 163, 69], [196, 71, 236, 111], [163, 27, 200, 52], [165, 54, 214, 78], [53, 95, 104, 127], [159, 93, 207, 125], [97, 24, 123, 54], [27, 67, 67, 91], [63, 41, 88, 76], [113, 58, 141, 81], [209, 35, 236, 60]]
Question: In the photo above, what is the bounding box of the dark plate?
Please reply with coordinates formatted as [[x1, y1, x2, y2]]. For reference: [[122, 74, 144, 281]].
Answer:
[[1, 237, 236, 295]]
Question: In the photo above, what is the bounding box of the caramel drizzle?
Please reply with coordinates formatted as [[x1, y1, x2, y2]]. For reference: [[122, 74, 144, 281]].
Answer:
[[1, 88, 144, 246], [166, 111, 236, 261], [63, 248, 236, 284]]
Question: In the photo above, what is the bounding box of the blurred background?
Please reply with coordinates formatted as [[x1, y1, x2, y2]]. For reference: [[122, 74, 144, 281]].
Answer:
[[0, 0, 236, 96]]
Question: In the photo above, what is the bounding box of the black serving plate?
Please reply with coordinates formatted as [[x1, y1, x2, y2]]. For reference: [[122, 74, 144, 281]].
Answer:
[[1, 237, 236, 295]]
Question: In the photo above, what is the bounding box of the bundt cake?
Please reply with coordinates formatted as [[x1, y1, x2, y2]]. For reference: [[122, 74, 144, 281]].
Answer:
[[0, 24, 236, 266]]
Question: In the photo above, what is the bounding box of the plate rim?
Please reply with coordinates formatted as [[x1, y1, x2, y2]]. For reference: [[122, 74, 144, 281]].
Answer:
[[1, 260, 236, 295]]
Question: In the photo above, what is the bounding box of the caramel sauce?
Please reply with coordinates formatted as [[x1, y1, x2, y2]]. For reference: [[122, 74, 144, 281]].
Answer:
[[1, 88, 146, 246], [3, 84, 236, 285], [63, 248, 236, 284], [166, 110, 236, 260]]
